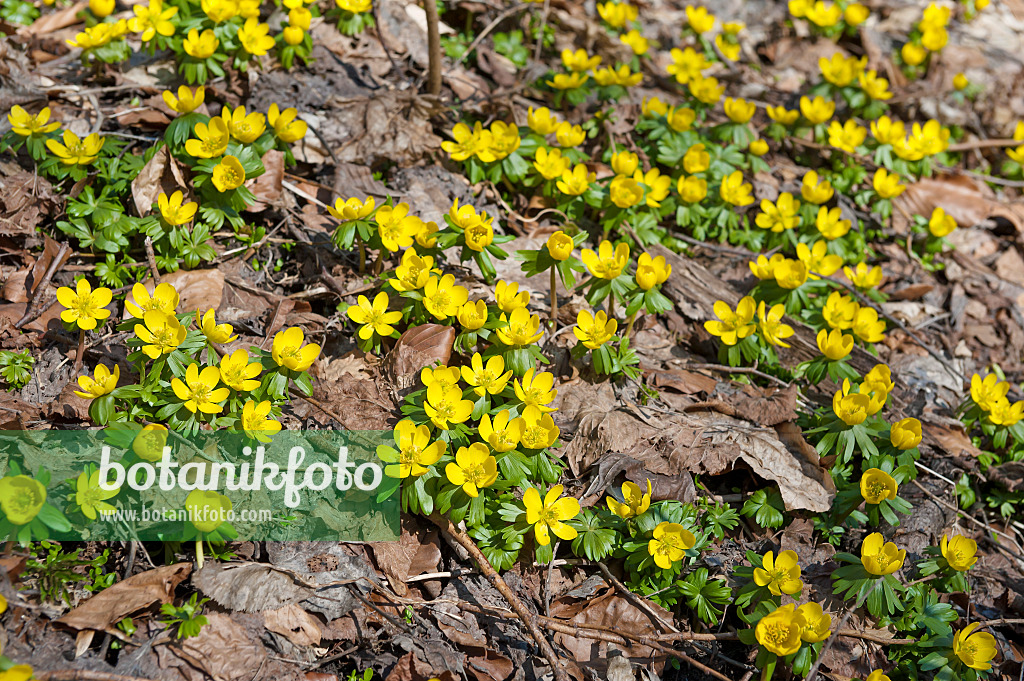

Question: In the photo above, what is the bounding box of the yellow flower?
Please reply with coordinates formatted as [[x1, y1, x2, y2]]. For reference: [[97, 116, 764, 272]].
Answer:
[[844, 3, 869, 24], [801, 170, 834, 204], [609, 151, 639, 177], [272, 326, 321, 371], [596, 1, 637, 28], [75, 469, 119, 519], [797, 240, 842, 278], [773, 259, 808, 289], [0, 667, 35, 681], [421, 365, 461, 392], [953, 623, 998, 671], [46, 130, 104, 166], [423, 274, 469, 321], [866, 670, 891, 681], [871, 116, 906, 145], [818, 328, 853, 360], [749, 253, 785, 280], [0, 476, 46, 525], [859, 70, 892, 100], [756, 192, 801, 233], [749, 139, 769, 156], [172, 363, 229, 414], [479, 410, 524, 452], [457, 300, 488, 331], [666, 47, 708, 85], [607, 480, 651, 519], [464, 217, 494, 252], [953, 73, 969, 91], [620, 29, 648, 55], [494, 281, 530, 314], [860, 532, 906, 575], [561, 48, 601, 72], [758, 301, 794, 347], [805, 0, 842, 26], [533, 147, 571, 181], [240, 400, 281, 442], [391, 249, 435, 292], [289, 6, 311, 29], [375, 203, 419, 252], [921, 25, 948, 51], [633, 167, 671, 208], [832, 388, 870, 425], [683, 143, 710, 174], [754, 550, 803, 595], [610, 173, 643, 206], [635, 252, 671, 291], [666, 106, 696, 132], [724, 97, 755, 124], [202, 0, 237, 22], [442, 121, 491, 161], [218, 349, 261, 392], [185, 489, 231, 533], [836, 378, 887, 416], [971, 373, 1009, 412], [158, 190, 198, 226], [685, 5, 715, 33], [283, 26, 305, 45], [547, 72, 589, 90], [185, 116, 229, 159], [336, 0, 371, 12], [852, 307, 885, 343], [461, 353, 513, 396], [766, 106, 800, 126], [425, 383, 474, 430], [520, 404, 559, 449], [799, 95, 835, 125], [715, 33, 741, 61], [928, 207, 957, 237], [7, 106, 60, 137], [593, 65, 642, 88], [789, 0, 810, 16], [237, 17, 275, 55], [677, 176, 708, 203], [195, 308, 234, 344], [642, 96, 670, 118], [796, 603, 832, 643], [844, 262, 883, 289], [815, 206, 852, 240], [901, 41, 928, 66], [183, 28, 218, 58], [688, 75, 725, 105], [819, 53, 864, 87], [941, 534, 978, 572], [130, 0, 178, 40], [582, 240, 630, 280], [704, 297, 756, 346], [823, 292, 857, 330], [860, 468, 897, 504], [865, 364, 894, 393], [210, 155, 245, 192], [828, 119, 867, 153], [720, 170, 753, 206], [574, 309, 617, 349], [496, 307, 543, 346], [67, 21, 128, 49], [514, 368, 558, 412], [74, 363, 119, 399], [524, 484, 579, 546], [755, 604, 805, 656], [557, 164, 594, 196], [329, 197, 375, 222], [488, 121, 520, 159], [554, 122, 585, 148], [989, 398, 1024, 426], [133, 424, 170, 462], [124, 283, 178, 320], [527, 107, 560, 135], [57, 278, 112, 331], [268, 103, 307, 143], [647, 521, 695, 569], [220, 105, 265, 143], [163, 86, 203, 115], [872, 168, 905, 199], [445, 443, 498, 498], [135, 311, 186, 358]]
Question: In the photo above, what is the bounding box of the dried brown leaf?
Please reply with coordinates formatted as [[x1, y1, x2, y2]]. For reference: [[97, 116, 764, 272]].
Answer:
[[383, 323, 455, 394], [193, 562, 316, 612], [264, 604, 323, 646]]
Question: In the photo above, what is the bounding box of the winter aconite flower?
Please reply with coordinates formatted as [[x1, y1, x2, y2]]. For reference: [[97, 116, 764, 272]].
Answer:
[[221, 105, 266, 143], [74, 363, 119, 399], [816, 206, 852, 240], [756, 193, 801, 232], [705, 297, 756, 346], [135, 311, 186, 358], [533, 147, 571, 180], [0, 476, 47, 525], [74, 469, 119, 519], [561, 48, 600, 72], [514, 369, 557, 412], [241, 400, 281, 442], [758, 302, 794, 347], [185, 117, 229, 158], [47, 130, 104, 166], [800, 96, 835, 125], [329, 196, 374, 222], [817, 328, 853, 360], [375, 203, 419, 252], [677, 176, 707, 203], [860, 468, 897, 504], [833, 391, 869, 426], [457, 300, 488, 331], [828, 119, 867, 153], [941, 534, 978, 572], [647, 521, 695, 569], [163, 86, 203, 115], [268, 104, 308, 143], [755, 604, 805, 656], [801, 170, 834, 204], [461, 353, 513, 396], [546, 231, 574, 261], [635, 253, 671, 290], [724, 97, 755, 124], [219, 349, 261, 392], [424, 274, 470, 321], [198, 308, 236, 344], [844, 262, 883, 289], [852, 307, 885, 343], [185, 490, 231, 533], [272, 326, 321, 371], [528, 107, 560, 135], [520, 405, 559, 449], [928, 207, 957, 237], [890, 417, 922, 450], [479, 410, 524, 452], [971, 374, 1009, 412], [172, 363, 229, 414], [872, 168, 905, 199], [183, 28, 218, 58], [425, 384, 474, 430], [445, 443, 498, 497], [797, 603, 832, 643], [524, 484, 580, 546], [238, 18, 275, 56], [953, 623, 998, 671], [719, 170, 753, 206], [211, 155, 245, 192], [609, 176, 644, 208], [130, 0, 177, 41], [7, 106, 60, 137], [607, 480, 651, 519], [753, 550, 804, 595], [379, 420, 444, 478], [861, 532, 906, 575], [574, 310, 617, 349], [57, 279, 112, 331], [582, 241, 630, 280], [347, 292, 402, 340], [158, 191, 198, 226], [557, 164, 595, 196], [773, 259, 808, 290]]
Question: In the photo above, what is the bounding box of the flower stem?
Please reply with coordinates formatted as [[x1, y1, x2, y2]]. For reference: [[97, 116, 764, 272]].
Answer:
[[357, 233, 366, 273], [623, 311, 637, 341], [196, 539, 204, 570], [607, 294, 616, 320], [74, 328, 86, 373], [761, 655, 776, 681], [549, 267, 558, 325], [372, 248, 384, 276]]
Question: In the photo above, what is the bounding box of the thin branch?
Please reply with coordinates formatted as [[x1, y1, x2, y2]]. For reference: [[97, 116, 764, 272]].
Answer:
[[423, 0, 442, 96]]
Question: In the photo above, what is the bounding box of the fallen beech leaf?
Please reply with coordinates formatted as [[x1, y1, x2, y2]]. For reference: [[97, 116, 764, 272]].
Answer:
[[157, 611, 267, 681], [264, 604, 323, 646], [895, 175, 1024, 234], [249, 150, 285, 211], [56, 563, 191, 636], [131, 146, 191, 217], [383, 323, 455, 394], [160, 268, 225, 313], [193, 562, 316, 612]]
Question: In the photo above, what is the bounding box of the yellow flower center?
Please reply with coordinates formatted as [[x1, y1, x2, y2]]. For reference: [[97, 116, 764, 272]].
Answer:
[[522, 425, 547, 448], [761, 621, 793, 646], [467, 224, 489, 244], [74, 295, 98, 318], [462, 462, 489, 486], [428, 291, 451, 311], [474, 369, 496, 390], [866, 480, 887, 500], [8, 490, 38, 516], [80, 486, 106, 508], [220, 166, 242, 185], [188, 383, 212, 404]]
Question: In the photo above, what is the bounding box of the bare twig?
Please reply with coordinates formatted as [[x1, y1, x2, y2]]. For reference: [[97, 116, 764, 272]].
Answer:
[[677, 362, 792, 389], [143, 236, 160, 284], [596, 561, 678, 633], [15, 242, 71, 329], [423, 0, 442, 96], [35, 672, 156, 681], [947, 138, 1019, 152]]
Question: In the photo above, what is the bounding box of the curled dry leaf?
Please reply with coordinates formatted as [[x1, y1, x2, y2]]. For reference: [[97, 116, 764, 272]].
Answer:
[[193, 562, 316, 613], [894, 175, 1024, 234], [263, 603, 323, 647], [383, 323, 456, 394]]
